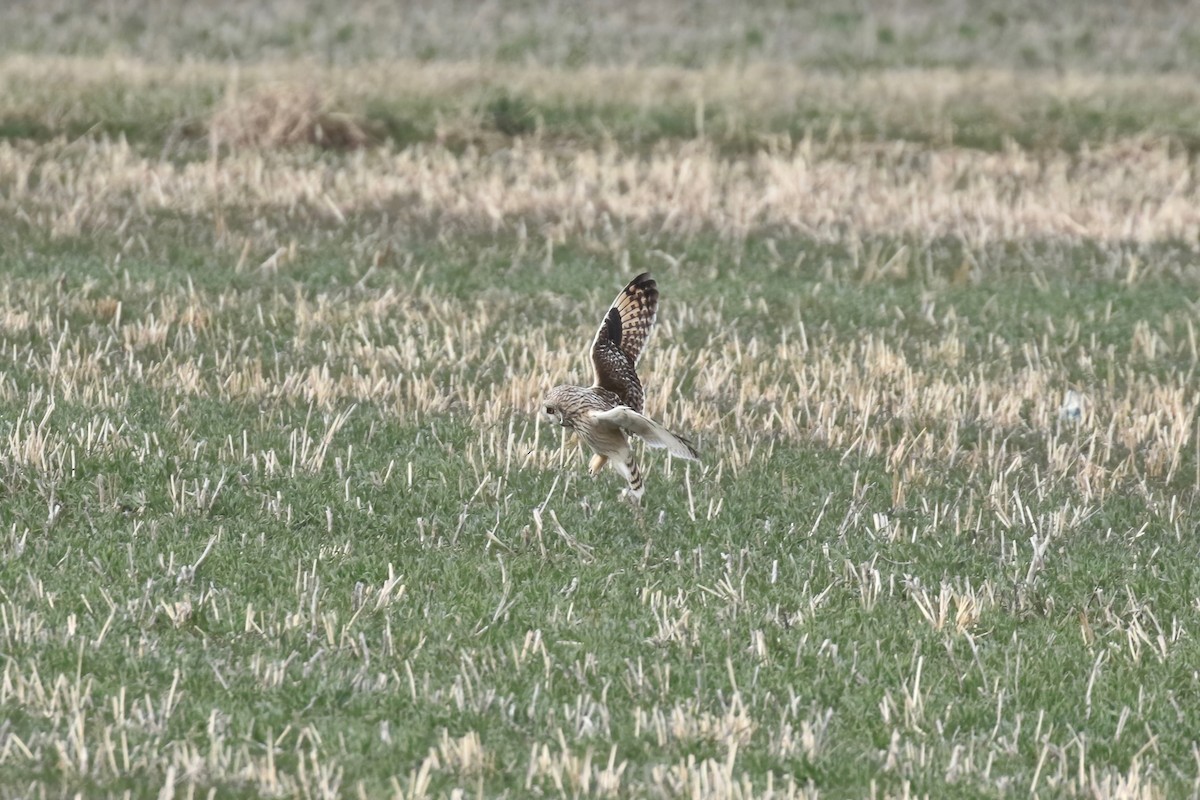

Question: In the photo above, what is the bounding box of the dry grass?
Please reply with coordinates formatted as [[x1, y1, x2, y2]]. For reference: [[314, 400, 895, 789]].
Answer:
[[10, 54, 1200, 116], [4, 134, 1200, 246], [5, 55, 1200, 155], [210, 84, 369, 150]]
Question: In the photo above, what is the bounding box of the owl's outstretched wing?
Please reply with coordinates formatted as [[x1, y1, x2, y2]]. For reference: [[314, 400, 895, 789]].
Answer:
[[591, 273, 658, 413], [594, 406, 699, 461]]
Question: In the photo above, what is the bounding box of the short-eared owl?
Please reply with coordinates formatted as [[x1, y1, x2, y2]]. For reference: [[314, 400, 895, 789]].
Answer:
[[542, 272, 699, 501]]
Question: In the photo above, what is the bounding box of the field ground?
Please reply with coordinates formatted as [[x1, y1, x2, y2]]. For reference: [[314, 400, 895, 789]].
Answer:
[[3, 2, 1200, 798]]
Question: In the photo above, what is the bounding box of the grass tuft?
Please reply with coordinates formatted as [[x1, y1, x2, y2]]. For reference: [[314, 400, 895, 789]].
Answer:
[[210, 84, 369, 151]]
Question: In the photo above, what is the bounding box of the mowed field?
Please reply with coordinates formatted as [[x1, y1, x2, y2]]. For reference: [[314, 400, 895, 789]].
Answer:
[[4, 2, 1200, 797]]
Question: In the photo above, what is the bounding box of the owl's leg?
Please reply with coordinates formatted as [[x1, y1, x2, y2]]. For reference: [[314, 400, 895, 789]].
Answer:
[[588, 453, 609, 476], [626, 459, 645, 502], [611, 456, 645, 503]]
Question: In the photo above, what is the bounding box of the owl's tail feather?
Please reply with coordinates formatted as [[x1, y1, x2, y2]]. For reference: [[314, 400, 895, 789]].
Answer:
[[595, 407, 700, 461]]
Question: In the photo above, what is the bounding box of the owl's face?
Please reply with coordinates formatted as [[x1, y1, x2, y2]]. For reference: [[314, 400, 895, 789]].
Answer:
[[542, 386, 572, 429]]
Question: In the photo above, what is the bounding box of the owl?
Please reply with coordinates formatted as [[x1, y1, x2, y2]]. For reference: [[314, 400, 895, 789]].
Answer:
[[542, 272, 699, 501]]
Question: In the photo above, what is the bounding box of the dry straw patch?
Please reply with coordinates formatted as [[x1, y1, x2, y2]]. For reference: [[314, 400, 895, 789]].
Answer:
[[209, 84, 369, 150], [3, 53, 1200, 117], [4, 136, 1200, 244]]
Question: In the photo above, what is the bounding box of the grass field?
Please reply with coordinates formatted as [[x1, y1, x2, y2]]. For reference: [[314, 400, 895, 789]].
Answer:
[[3, 1, 1200, 797]]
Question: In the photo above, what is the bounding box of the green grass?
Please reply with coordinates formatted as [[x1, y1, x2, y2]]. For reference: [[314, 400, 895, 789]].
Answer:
[[1, 218, 1199, 795], [7, 57, 1200, 158], [8, 71, 1200, 157], [2, 7, 1200, 791]]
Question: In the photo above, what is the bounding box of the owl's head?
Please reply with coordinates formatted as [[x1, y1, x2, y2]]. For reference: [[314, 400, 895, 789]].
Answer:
[[541, 385, 572, 428]]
